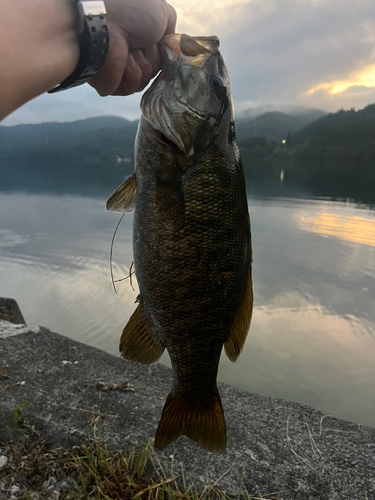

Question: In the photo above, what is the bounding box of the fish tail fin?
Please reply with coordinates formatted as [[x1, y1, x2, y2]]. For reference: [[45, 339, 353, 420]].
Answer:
[[154, 389, 226, 452]]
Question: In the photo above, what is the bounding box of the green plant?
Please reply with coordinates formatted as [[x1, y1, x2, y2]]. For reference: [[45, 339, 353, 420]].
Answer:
[[11, 401, 30, 424]]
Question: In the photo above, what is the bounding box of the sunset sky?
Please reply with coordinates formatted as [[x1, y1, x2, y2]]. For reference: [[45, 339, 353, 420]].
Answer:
[[4, 0, 375, 125]]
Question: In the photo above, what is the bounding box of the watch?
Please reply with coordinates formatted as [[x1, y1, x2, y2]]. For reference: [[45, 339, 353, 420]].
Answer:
[[49, 1, 109, 93]]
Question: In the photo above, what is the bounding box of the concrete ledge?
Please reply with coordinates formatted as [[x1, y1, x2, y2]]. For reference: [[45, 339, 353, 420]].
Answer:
[[0, 299, 374, 499]]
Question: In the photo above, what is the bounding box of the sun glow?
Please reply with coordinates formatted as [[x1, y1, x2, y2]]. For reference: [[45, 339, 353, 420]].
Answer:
[[172, 0, 251, 34], [306, 64, 375, 96]]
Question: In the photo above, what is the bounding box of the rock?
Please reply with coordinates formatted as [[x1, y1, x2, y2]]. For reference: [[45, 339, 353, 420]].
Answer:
[[44, 477, 57, 493], [9, 485, 20, 498], [0, 456, 7, 469], [0, 298, 26, 325], [58, 480, 71, 492]]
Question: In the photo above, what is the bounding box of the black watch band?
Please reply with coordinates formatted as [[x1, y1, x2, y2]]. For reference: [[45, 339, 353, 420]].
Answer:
[[49, 1, 109, 93]]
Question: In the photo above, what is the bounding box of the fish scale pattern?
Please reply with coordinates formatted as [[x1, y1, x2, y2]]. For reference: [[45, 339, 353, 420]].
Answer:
[[134, 142, 250, 401]]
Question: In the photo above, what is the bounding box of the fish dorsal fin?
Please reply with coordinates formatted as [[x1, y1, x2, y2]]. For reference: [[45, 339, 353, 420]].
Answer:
[[191, 35, 220, 53], [120, 296, 165, 365], [180, 34, 211, 56], [106, 172, 137, 212], [224, 266, 253, 362]]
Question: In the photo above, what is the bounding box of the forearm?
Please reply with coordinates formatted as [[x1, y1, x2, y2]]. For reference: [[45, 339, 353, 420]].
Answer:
[[0, 0, 79, 121]]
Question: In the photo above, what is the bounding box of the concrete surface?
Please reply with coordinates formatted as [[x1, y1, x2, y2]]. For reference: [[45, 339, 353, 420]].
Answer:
[[0, 298, 374, 499]]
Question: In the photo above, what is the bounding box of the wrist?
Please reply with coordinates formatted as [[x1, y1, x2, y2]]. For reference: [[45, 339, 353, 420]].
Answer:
[[49, 1, 109, 93]]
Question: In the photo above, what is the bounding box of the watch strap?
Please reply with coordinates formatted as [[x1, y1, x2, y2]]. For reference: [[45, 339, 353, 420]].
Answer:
[[49, 1, 109, 93]]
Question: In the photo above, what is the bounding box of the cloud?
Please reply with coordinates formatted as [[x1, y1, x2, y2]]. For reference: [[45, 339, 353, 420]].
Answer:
[[2, 86, 143, 126], [3, 0, 375, 125], [221, 0, 375, 107], [306, 64, 375, 96], [173, 0, 251, 35]]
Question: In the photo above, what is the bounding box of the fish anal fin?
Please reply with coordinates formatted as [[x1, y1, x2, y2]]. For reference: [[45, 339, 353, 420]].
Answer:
[[120, 298, 164, 365], [224, 267, 253, 362], [106, 172, 137, 212], [154, 389, 226, 452]]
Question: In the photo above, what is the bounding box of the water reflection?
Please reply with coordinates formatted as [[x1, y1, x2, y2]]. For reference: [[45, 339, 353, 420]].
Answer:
[[219, 302, 375, 425], [0, 191, 374, 427], [298, 211, 375, 247], [251, 198, 375, 326], [0, 193, 137, 352]]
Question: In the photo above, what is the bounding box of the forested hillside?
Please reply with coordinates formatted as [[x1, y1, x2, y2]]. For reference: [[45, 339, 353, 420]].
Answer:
[[288, 104, 375, 173], [0, 108, 324, 159], [238, 104, 375, 203], [236, 109, 326, 141], [1, 105, 374, 203], [295, 104, 375, 147], [0, 116, 137, 161], [0, 117, 137, 196]]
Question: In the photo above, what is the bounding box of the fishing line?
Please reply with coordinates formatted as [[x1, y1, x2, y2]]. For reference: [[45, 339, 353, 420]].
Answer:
[[109, 212, 125, 296], [113, 261, 135, 292]]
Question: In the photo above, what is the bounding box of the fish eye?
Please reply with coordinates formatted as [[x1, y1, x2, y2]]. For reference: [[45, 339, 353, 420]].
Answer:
[[210, 75, 224, 90]]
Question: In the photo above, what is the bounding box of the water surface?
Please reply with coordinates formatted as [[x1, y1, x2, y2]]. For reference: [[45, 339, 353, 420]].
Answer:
[[0, 191, 374, 427]]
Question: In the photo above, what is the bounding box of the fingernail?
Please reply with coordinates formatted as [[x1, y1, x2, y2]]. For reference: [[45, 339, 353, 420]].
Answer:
[[133, 50, 147, 66]]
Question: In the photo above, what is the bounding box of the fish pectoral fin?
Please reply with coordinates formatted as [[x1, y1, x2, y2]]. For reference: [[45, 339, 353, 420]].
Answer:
[[154, 389, 226, 452], [119, 298, 164, 365], [224, 267, 253, 362], [106, 172, 137, 212]]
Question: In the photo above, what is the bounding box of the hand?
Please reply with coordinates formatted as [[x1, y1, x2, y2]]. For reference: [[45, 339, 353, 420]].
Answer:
[[90, 0, 177, 96]]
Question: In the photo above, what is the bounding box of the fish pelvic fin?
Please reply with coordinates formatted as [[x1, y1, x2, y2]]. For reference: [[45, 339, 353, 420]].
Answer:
[[154, 389, 226, 452], [120, 297, 164, 364], [225, 267, 253, 362], [106, 172, 137, 212]]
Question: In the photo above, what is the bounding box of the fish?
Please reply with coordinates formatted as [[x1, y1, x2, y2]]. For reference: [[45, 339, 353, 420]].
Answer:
[[106, 33, 253, 452]]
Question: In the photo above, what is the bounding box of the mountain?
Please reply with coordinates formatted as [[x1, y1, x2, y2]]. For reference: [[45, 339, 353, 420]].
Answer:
[[0, 116, 138, 151], [236, 103, 375, 204], [237, 104, 326, 120], [0, 116, 138, 196], [1, 106, 375, 204], [295, 104, 375, 147], [0, 116, 139, 163], [236, 108, 326, 141]]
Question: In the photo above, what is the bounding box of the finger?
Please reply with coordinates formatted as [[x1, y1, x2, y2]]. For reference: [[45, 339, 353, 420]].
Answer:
[[90, 26, 128, 96], [132, 50, 153, 91], [165, 3, 177, 35], [112, 52, 143, 96], [143, 45, 161, 78]]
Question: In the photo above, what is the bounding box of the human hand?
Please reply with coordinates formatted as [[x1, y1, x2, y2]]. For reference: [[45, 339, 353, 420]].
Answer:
[[90, 0, 176, 96]]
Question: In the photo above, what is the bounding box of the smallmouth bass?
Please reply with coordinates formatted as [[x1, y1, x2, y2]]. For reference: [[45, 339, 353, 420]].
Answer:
[[107, 33, 253, 452]]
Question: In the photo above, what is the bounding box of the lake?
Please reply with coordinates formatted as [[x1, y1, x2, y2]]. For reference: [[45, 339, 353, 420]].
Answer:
[[0, 189, 374, 428]]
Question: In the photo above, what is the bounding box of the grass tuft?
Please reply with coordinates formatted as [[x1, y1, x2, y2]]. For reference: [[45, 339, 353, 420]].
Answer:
[[0, 427, 283, 500]]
